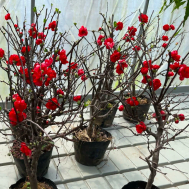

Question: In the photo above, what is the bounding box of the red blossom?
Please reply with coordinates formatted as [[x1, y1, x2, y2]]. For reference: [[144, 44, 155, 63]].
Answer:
[[21, 46, 31, 54], [57, 89, 64, 95], [81, 75, 87, 81], [14, 24, 18, 28], [170, 62, 180, 70], [97, 35, 105, 46], [167, 71, 174, 77], [162, 43, 167, 48], [45, 98, 59, 110], [162, 35, 169, 41], [9, 108, 27, 126], [152, 79, 161, 91], [143, 60, 152, 69], [138, 14, 148, 23], [116, 60, 128, 75], [152, 65, 160, 70], [163, 24, 170, 31], [37, 32, 46, 40], [136, 122, 147, 134], [20, 142, 32, 157], [118, 105, 124, 111], [140, 67, 148, 75], [178, 114, 185, 121], [0, 48, 4, 58], [132, 46, 141, 51], [170, 25, 175, 30], [171, 50, 181, 61], [142, 75, 152, 85], [128, 26, 137, 36], [73, 96, 81, 102], [78, 26, 88, 37], [179, 65, 189, 79], [78, 69, 84, 76], [110, 50, 121, 63], [48, 21, 57, 31], [126, 97, 139, 106], [5, 13, 11, 20], [115, 22, 123, 30], [36, 39, 43, 45], [58, 50, 68, 64], [104, 38, 114, 49], [8, 55, 26, 66], [152, 110, 166, 121], [14, 100, 27, 112], [28, 24, 37, 38]]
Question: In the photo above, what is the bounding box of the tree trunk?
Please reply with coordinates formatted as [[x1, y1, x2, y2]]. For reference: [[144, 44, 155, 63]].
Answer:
[[145, 151, 160, 189]]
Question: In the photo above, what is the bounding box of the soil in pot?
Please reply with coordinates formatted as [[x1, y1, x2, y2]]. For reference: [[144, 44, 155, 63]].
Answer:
[[122, 181, 159, 189], [11, 140, 54, 178], [9, 177, 57, 189], [90, 101, 118, 128], [123, 95, 151, 123], [74, 126, 112, 166]]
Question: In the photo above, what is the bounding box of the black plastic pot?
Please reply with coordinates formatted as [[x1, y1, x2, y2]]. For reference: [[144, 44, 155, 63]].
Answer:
[[9, 177, 57, 189], [123, 95, 151, 123], [90, 101, 118, 128], [122, 181, 159, 189], [13, 147, 53, 178], [74, 128, 112, 166]]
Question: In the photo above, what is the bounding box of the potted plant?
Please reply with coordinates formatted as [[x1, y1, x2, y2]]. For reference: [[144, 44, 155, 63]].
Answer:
[[118, 14, 189, 189], [0, 6, 86, 188], [71, 13, 144, 166]]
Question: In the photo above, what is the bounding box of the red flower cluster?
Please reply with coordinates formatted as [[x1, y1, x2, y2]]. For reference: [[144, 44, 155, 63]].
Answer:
[[138, 14, 148, 23], [57, 89, 64, 96], [45, 97, 59, 110], [171, 50, 181, 61], [132, 46, 141, 51], [123, 26, 137, 42], [178, 64, 189, 80], [73, 95, 82, 102], [128, 26, 137, 36], [116, 59, 128, 75], [36, 39, 43, 45], [170, 62, 180, 71], [9, 108, 27, 126], [5, 13, 11, 20], [8, 54, 26, 66], [97, 35, 105, 46], [152, 79, 161, 91], [56, 50, 69, 64], [115, 22, 123, 30], [21, 46, 31, 54], [0, 48, 4, 59], [78, 26, 88, 37], [28, 23, 37, 38], [32, 58, 56, 86], [175, 114, 185, 124], [48, 21, 57, 31], [141, 76, 161, 91], [126, 97, 139, 106], [78, 69, 84, 76], [110, 50, 121, 63], [136, 121, 147, 134], [20, 142, 32, 157], [104, 38, 114, 49], [152, 110, 166, 121], [167, 71, 174, 77], [163, 24, 175, 31]]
